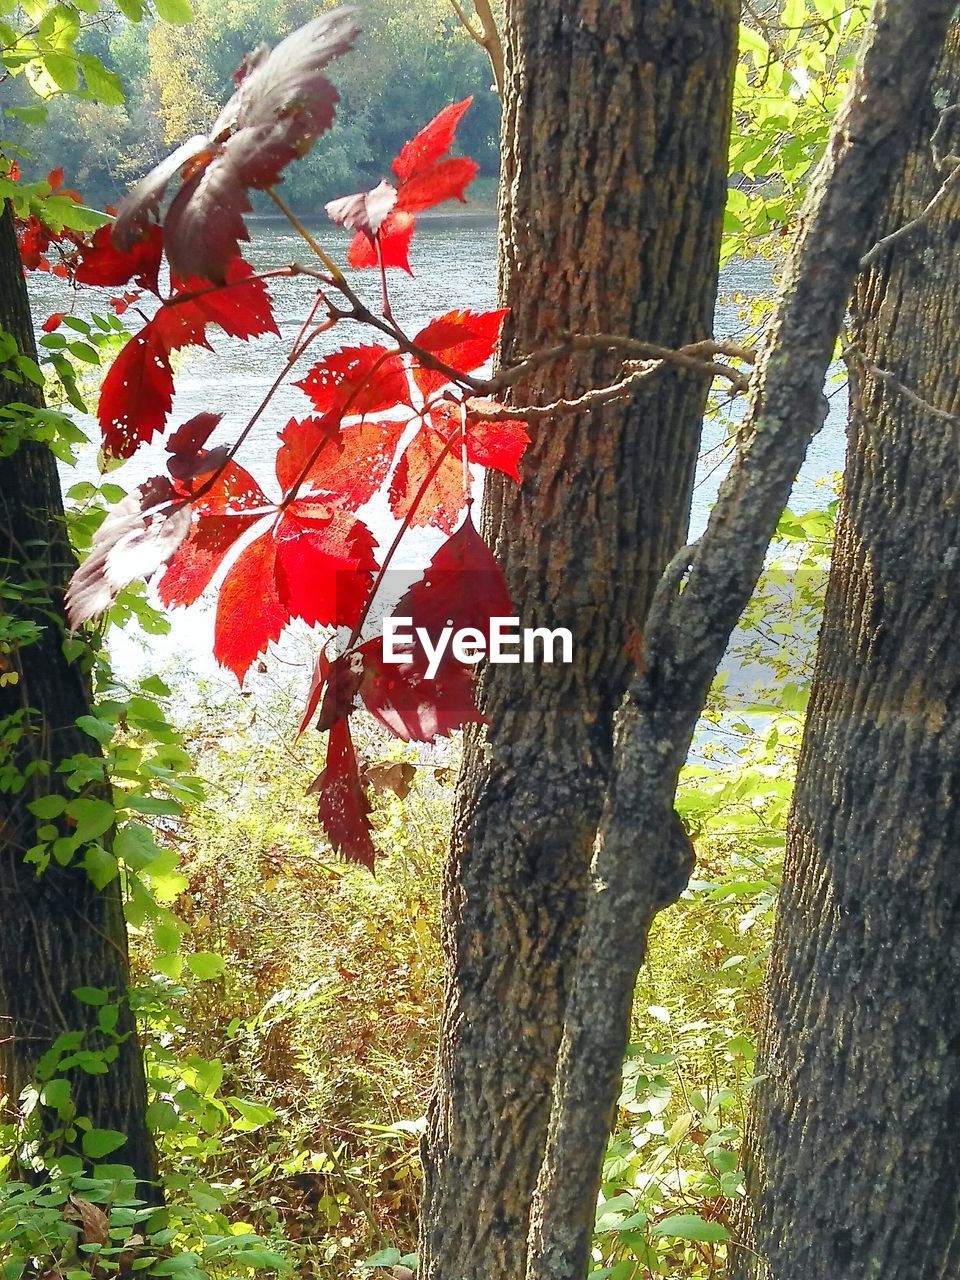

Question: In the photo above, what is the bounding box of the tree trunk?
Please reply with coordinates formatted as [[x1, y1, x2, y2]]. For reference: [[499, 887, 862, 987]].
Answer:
[[419, 3, 738, 1276], [736, 23, 960, 1280], [0, 201, 159, 1193]]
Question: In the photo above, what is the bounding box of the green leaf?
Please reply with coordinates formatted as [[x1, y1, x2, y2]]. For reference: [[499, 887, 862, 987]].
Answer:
[[115, 822, 162, 870], [146, 1100, 179, 1134], [81, 1128, 128, 1158], [79, 53, 124, 105], [29, 793, 67, 819], [41, 50, 80, 91], [75, 714, 115, 745], [41, 1079, 72, 1112], [73, 986, 109, 1006], [152, 0, 193, 21], [651, 1214, 729, 1243], [120, 794, 182, 817], [359, 1250, 401, 1269], [67, 796, 116, 843], [83, 846, 119, 890], [186, 952, 225, 981], [154, 952, 184, 980]]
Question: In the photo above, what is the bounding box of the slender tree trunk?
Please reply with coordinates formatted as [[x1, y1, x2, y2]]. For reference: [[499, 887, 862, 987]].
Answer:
[[419, 3, 738, 1276], [737, 24, 960, 1280], [0, 202, 159, 1193]]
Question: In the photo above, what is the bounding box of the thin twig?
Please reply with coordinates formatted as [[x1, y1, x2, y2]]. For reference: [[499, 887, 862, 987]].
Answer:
[[859, 160, 960, 267], [844, 343, 960, 424], [475, 334, 755, 395]]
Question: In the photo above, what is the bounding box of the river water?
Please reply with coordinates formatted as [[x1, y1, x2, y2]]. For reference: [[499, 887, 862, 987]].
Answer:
[[29, 214, 846, 698]]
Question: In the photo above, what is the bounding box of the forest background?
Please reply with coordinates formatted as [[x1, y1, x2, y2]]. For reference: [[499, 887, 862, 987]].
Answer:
[[1, 1, 878, 1278]]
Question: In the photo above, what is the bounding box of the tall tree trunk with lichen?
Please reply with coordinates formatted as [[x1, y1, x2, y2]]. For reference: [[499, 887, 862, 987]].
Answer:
[[0, 201, 158, 1194], [735, 22, 960, 1280], [418, 3, 739, 1276]]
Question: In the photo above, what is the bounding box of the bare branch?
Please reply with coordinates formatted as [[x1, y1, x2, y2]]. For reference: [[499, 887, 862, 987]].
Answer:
[[844, 343, 960, 424], [448, 0, 504, 95], [860, 157, 960, 267], [475, 334, 755, 394]]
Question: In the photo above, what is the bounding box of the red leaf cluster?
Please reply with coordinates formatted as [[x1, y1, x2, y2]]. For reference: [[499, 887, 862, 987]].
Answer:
[[326, 98, 479, 274], [300, 514, 512, 862], [111, 10, 360, 283], [62, 68, 533, 872], [98, 257, 278, 458]]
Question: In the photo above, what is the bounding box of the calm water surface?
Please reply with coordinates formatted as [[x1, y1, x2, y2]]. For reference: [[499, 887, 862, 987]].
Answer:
[[30, 214, 845, 692]]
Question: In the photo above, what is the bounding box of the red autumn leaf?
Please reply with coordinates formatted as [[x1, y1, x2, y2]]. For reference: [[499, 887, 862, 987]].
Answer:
[[299, 643, 333, 735], [388, 424, 465, 532], [294, 344, 408, 419], [411, 309, 508, 397], [42, 313, 65, 333], [99, 258, 277, 458], [392, 98, 473, 185], [273, 500, 377, 630], [347, 210, 415, 273], [157, 456, 268, 607], [357, 639, 485, 744], [73, 222, 164, 295], [99, 330, 177, 461], [394, 512, 513, 644], [166, 410, 222, 461], [111, 291, 140, 315], [47, 167, 64, 192], [314, 719, 375, 869], [168, 257, 278, 342], [159, 512, 262, 609], [396, 156, 479, 214], [276, 416, 406, 505], [66, 478, 191, 626], [314, 648, 365, 732], [203, 493, 376, 684], [17, 215, 52, 270], [388, 401, 529, 531], [213, 531, 287, 682], [429, 399, 529, 481], [112, 12, 360, 282], [325, 179, 397, 238], [338, 100, 476, 275]]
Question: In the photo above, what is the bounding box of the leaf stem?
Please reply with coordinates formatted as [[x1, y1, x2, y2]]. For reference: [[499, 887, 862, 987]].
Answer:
[[267, 187, 346, 284]]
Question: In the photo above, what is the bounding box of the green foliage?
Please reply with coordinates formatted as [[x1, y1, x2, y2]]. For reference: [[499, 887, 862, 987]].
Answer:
[[1, 4, 854, 1276], [585, 502, 834, 1279], [725, 0, 869, 263]]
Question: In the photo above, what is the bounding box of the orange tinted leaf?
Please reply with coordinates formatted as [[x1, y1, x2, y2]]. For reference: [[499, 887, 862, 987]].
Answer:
[[411, 308, 508, 396], [388, 422, 465, 532], [214, 531, 286, 683], [276, 416, 406, 505]]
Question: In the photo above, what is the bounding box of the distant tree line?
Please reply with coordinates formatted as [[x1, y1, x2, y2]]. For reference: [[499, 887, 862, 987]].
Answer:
[[6, 0, 501, 211]]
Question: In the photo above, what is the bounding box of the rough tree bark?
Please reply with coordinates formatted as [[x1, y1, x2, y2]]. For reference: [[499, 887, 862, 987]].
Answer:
[[736, 22, 960, 1280], [0, 202, 159, 1192], [419, 3, 738, 1276], [518, 3, 955, 1276]]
